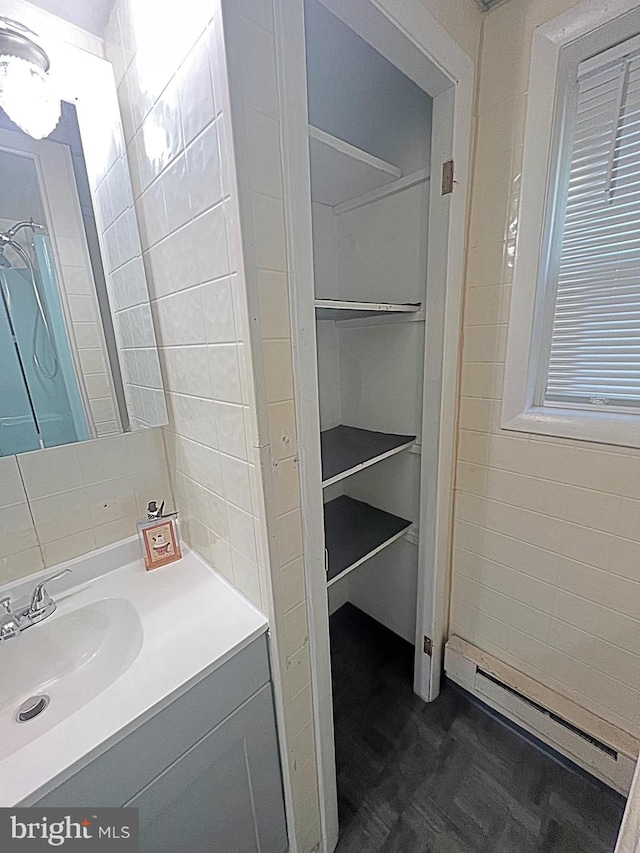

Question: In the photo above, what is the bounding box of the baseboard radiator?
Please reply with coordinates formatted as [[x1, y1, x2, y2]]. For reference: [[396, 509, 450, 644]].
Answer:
[[445, 636, 639, 795]]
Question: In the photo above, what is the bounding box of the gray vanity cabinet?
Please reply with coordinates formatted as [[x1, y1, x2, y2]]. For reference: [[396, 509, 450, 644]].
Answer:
[[129, 684, 285, 853], [34, 636, 288, 853]]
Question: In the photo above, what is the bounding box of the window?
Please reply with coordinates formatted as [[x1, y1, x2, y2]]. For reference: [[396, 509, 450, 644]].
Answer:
[[502, 5, 640, 448], [545, 37, 640, 413]]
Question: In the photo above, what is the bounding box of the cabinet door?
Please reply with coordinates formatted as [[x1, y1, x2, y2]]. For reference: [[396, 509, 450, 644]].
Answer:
[[126, 684, 288, 853], [33, 637, 270, 809]]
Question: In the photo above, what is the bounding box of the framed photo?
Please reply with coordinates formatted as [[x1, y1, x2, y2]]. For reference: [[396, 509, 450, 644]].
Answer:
[[141, 520, 181, 570]]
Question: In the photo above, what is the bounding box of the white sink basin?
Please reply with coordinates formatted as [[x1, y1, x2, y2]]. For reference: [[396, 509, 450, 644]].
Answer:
[[0, 597, 143, 761], [0, 536, 267, 807]]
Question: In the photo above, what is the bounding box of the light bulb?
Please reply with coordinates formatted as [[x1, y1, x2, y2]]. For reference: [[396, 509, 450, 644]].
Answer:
[[0, 54, 60, 139]]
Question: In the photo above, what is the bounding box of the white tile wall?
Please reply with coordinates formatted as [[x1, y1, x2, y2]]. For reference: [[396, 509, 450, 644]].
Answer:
[[0, 429, 171, 585], [86, 59, 167, 433], [451, 0, 640, 738], [219, 3, 323, 848], [0, 22, 173, 588], [110, 0, 322, 848], [106, 0, 322, 846], [105, 0, 267, 605], [59, 257, 118, 436]]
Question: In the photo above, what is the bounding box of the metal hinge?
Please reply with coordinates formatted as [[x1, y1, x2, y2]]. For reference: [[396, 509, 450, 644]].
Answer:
[[441, 160, 454, 195], [423, 635, 433, 656], [324, 548, 328, 574]]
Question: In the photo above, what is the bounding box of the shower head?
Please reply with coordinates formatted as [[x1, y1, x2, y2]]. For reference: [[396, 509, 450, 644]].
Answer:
[[0, 228, 38, 271], [2, 220, 46, 241]]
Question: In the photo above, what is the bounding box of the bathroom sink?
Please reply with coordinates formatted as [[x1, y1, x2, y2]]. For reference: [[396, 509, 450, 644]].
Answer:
[[0, 597, 143, 761], [0, 537, 268, 807]]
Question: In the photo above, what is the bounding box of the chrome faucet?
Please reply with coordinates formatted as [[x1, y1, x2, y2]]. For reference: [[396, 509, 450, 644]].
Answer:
[[0, 569, 71, 642]]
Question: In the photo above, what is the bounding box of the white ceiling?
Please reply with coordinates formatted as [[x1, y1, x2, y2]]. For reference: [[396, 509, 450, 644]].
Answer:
[[25, 0, 116, 37]]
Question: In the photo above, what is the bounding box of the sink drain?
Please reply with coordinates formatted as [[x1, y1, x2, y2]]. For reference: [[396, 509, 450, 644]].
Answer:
[[17, 695, 49, 722]]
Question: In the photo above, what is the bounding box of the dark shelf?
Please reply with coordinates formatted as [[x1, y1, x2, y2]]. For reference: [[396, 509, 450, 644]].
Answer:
[[321, 425, 415, 486], [324, 495, 411, 585]]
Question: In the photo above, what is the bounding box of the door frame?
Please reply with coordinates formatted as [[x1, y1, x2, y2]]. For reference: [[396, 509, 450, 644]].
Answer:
[[274, 2, 475, 848]]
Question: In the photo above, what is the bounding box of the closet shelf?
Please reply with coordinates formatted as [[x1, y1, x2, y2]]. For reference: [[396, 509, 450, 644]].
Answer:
[[315, 299, 421, 321], [309, 125, 401, 206], [324, 495, 411, 587], [321, 425, 415, 487]]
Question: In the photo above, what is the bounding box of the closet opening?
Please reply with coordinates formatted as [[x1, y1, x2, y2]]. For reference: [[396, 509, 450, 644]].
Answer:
[[306, 0, 433, 839], [305, 0, 432, 650], [276, 0, 474, 848]]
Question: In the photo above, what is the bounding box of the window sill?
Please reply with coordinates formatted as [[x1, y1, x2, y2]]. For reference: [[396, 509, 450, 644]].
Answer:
[[500, 405, 640, 450]]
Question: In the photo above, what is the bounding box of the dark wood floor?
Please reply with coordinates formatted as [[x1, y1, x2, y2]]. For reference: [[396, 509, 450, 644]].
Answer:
[[330, 604, 626, 853]]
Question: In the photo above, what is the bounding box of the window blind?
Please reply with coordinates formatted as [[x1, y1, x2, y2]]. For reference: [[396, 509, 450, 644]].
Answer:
[[544, 43, 640, 411]]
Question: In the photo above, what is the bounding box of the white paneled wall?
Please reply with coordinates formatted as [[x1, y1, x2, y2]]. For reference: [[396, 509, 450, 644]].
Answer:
[[0, 429, 171, 583], [451, 0, 640, 738]]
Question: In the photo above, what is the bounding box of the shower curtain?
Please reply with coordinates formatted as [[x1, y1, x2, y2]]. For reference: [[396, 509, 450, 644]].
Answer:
[[0, 236, 89, 456]]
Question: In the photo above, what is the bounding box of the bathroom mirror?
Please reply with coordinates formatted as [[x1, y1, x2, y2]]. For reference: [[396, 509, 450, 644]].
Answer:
[[0, 26, 167, 457]]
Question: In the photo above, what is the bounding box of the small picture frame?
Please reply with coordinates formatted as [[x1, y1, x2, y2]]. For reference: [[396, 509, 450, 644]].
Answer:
[[141, 519, 181, 570]]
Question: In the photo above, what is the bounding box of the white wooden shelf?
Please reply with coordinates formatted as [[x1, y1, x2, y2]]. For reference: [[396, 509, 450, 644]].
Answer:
[[324, 495, 411, 587], [321, 425, 415, 487], [308, 125, 401, 207], [315, 299, 421, 322]]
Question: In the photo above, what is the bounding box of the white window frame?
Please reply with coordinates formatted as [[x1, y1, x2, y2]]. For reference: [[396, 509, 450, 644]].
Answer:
[[502, 0, 640, 448]]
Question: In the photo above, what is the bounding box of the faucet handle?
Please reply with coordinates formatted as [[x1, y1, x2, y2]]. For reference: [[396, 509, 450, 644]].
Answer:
[[0, 596, 11, 614], [0, 619, 18, 640], [29, 568, 71, 614]]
